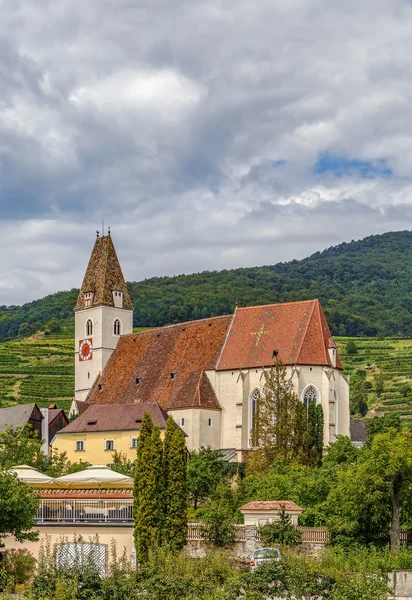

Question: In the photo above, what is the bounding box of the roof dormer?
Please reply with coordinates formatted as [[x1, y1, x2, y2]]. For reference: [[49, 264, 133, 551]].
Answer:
[[112, 291, 123, 308]]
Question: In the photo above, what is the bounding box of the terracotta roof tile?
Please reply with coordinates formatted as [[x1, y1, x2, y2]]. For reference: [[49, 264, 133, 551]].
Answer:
[[75, 235, 133, 311], [57, 403, 170, 434], [86, 316, 232, 409], [40, 489, 133, 499], [239, 500, 303, 512], [217, 300, 342, 370]]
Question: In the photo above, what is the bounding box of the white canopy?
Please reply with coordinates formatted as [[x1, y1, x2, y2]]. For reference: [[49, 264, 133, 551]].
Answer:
[[54, 465, 133, 489], [10, 465, 55, 487]]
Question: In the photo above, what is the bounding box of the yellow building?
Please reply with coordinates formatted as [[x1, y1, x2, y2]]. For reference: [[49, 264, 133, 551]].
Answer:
[[52, 403, 174, 464]]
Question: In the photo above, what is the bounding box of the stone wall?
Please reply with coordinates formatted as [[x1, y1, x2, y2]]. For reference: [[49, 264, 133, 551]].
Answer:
[[389, 570, 412, 599]]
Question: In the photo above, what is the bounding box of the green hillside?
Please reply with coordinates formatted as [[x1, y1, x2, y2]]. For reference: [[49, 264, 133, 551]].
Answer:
[[0, 330, 74, 411], [336, 337, 412, 429], [2, 230, 412, 341]]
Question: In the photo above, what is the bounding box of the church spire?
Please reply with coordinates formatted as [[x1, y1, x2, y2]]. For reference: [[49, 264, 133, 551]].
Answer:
[[74, 234, 133, 311]]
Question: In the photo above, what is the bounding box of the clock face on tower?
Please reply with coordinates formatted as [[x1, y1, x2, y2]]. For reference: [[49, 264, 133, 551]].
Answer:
[[79, 338, 93, 361]]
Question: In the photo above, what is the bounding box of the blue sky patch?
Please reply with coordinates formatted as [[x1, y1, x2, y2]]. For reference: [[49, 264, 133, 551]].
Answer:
[[315, 154, 392, 178]]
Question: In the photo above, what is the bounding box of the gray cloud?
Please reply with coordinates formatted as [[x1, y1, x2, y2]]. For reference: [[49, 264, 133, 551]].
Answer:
[[1, 0, 412, 304]]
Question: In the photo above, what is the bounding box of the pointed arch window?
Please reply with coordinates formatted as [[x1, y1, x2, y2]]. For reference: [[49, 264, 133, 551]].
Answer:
[[113, 319, 121, 336], [250, 388, 260, 429], [303, 385, 318, 411], [86, 319, 93, 337]]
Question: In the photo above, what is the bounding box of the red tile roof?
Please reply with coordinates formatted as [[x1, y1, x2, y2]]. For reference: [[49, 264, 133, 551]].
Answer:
[[239, 500, 303, 512], [75, 235, 133, 311], [217, 300, 342, 370], [84, 300, 342, 411], [57, 403, 171, 434], [40, 489, 133, 499], [86, 316, 232, 409]]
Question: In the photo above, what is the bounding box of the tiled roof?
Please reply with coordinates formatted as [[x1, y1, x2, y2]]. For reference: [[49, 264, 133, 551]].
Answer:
[[86, 316, 232, 409], [217, 300, 342, 370], [48, 408, 66, 426], [239, 500, 303, 512], [75, 235, 133, 311], [0, 403, 41, 433], [57, 403, 170, 434], [40, 489, 133, 499]]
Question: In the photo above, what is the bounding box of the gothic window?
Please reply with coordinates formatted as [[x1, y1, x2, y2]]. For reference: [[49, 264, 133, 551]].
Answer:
[[250, 388, 260, 430], [303, 385, 318, 411], [86, 319, 93, 337], [113, 319, 121, 336]]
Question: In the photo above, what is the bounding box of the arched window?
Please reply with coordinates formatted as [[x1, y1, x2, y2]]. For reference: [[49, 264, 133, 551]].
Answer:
[[303, 385, 318, 411], [86, 319, 93, 337], [113, 319, 121, 336], [249, 387, 260, 431]]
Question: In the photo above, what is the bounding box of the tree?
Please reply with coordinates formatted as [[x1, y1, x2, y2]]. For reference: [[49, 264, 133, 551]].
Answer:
[[374, 373, 386, 398], [200, 501, 236, 548], [308, 403, 324, 466], [249, 360, 308, 472], [163, 417, 188, 551], [345, 340, 359, 355], [327, 429, 412, 549], [350, 381, 368, 417], [134, 413, 164, 564], [111, 450, 135, 477], [0, 424, 45, 471], [187, 447, 224, 510], [0, 472, 39, 546], [259, 506, 302, 546], [399, 382, 412, 398]]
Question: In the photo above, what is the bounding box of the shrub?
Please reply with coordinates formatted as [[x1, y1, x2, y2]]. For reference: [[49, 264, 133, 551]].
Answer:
[[1, 549, 36, 586], [200, 503, 237, 548], [258, 508, 302, 546]]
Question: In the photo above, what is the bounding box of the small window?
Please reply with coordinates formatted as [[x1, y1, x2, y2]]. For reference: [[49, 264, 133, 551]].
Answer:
[[208, 418, 212, 427], [88, 372, 90, 379], [75, 440, 85, 452], [131, 438, 138, 448], [86, 319, 93, 337], [309, 367, 313, 372], [98, 383, 104, 391], [114, 319, 121, 336], [180, 417, 185, 427], [170, 372, 177, 380], [87, 420, 97, 425], [136, 377, 142, 385], [105, 440, 115, 451]]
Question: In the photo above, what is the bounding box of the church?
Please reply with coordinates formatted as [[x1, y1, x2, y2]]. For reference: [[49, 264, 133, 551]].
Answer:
[[71, 233, 350, 458]]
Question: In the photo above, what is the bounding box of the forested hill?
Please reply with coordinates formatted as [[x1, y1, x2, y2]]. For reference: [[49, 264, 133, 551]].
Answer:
[[2, 230, 412, 341]]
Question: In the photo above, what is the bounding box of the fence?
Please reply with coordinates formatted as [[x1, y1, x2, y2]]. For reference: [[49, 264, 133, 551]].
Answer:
[[187, 524, 330, 544], [36, 499, 133, 524]]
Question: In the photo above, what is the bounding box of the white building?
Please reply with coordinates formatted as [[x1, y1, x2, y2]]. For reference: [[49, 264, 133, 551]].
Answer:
[[72, 234, 350, 457]]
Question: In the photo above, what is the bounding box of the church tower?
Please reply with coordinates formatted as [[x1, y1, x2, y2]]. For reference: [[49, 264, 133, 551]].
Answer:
[[74, 232, 133, 402]]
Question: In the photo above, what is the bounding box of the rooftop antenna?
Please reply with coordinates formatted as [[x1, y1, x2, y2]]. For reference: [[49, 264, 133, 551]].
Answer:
[[108, 226, 111, 236], [102, 220, 105, 236], [96, 230, 100, 238]]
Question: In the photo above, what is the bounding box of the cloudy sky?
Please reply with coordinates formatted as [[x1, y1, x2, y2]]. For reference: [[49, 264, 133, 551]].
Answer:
[[2, 0, 412, 305]]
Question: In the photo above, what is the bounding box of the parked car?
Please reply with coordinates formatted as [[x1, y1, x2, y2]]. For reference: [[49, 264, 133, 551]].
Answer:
[[250, 547, 282, 571]]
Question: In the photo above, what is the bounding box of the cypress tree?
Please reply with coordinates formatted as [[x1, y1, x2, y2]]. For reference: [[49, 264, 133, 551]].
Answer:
[[163, 416, 188, 550], [307, 402, 324, 465], [133, 412, 164, 564]]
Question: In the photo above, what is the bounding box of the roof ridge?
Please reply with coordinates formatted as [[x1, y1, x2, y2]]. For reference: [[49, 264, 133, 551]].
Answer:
[[216, 311, 236, 369], [236, 299, 317, 311], [295, 299, 317, 364], [121, 314, 233, 338]]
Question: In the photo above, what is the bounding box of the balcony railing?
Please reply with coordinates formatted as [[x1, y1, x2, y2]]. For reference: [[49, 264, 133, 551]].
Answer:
[[36, 499, 133, 524]]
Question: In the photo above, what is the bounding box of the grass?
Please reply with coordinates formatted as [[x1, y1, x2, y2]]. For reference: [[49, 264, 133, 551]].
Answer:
[[336, 337, 412, 425]]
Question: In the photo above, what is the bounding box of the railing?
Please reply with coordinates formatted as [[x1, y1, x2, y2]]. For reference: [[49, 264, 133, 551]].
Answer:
[[188, 524, 330, 544], [36, 499, 133, 524]]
